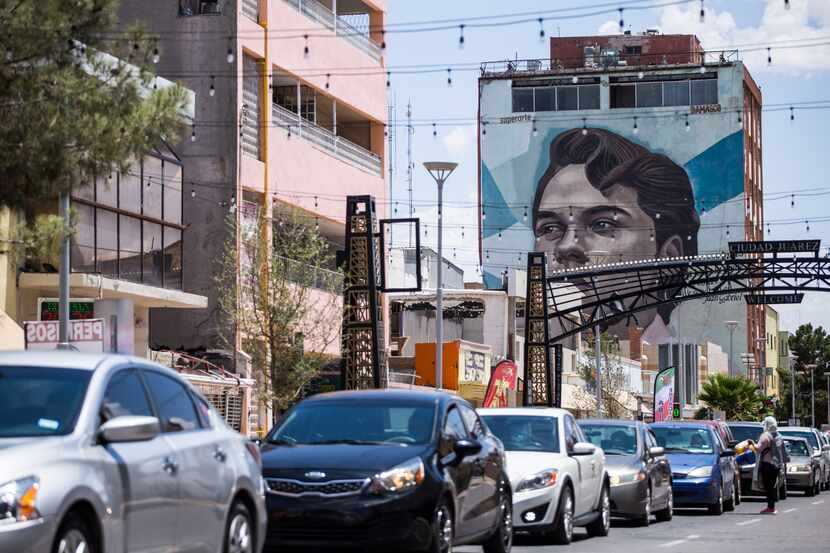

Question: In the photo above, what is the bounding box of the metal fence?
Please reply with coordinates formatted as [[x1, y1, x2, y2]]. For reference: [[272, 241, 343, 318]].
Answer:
[[283, 0, 381, 61], [242, 0, 260, 22]]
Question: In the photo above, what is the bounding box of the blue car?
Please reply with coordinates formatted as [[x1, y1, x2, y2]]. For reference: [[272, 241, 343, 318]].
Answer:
[[649, 422, 738, 515]]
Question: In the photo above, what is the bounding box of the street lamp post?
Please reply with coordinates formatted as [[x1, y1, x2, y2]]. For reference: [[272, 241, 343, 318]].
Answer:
[[806, 364, 817, 428], [756, 337, 767, 394], [725, 321, 739, 377], [424, 162, 458, 391], [790, 354, 797, 424], [586, 250, 609, 418], [824, 372, 830, 427]]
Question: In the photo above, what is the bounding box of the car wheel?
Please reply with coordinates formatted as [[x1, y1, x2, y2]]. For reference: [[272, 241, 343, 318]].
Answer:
[[428, 500, 453, 553], [707, 483, 724, 515], [586, 485, 611, 538], [655, 486, 673, 522], [723, 480, 736, 512], [482, 487, 512, 553], [53, 512, 96, 553], [637, 485, 651, 527], [223, 501, 254, 553], [550, 486, 574, 545]]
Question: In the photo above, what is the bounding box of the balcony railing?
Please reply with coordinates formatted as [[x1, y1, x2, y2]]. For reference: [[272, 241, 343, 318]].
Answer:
[[283, 0, 381, 62], [242, 0, 260, 22], [272, 102, 382, 176]]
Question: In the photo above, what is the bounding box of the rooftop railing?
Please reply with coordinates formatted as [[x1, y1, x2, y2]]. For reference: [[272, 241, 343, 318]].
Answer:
[[283, 0, 381, 62]]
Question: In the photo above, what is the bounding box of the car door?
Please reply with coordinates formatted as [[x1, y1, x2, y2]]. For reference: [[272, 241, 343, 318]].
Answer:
[[97, 368, 179, 553], [141, 369, 234, 553], [458, 404, 499, 533], [574, 420, 603, 509], [713, 430, 734, 495], [439, 405, 476, 539], [644, 429, 670, 504], [564, 414, 596, 515]]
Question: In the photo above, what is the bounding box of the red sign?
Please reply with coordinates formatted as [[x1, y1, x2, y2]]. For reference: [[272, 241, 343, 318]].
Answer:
[[483, 360, 518, 408]]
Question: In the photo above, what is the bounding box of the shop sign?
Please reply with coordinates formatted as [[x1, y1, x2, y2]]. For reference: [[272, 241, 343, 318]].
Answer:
[[38, 298, 95, 321], [729, 240, 820, 255], [483, 360, 519, 408], [24, 318, 105, 353], [462, 350, 486, 383]]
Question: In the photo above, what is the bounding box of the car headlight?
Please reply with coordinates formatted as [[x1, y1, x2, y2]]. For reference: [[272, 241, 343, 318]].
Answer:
[[788, 465, 811, 473], [369, 457, 425, 494], [610, 471, 646, 487], [687, 466, 713, 478], [516, 469, 558, 493], [0, 476, 40, 526]]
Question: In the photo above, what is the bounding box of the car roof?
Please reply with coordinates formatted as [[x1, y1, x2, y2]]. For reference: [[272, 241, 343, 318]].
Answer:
[[301, 388, 454, 405], [579, 419, 644, 427], [779, 427, 817, 432], [650, 421, 711, 428], [782, 436, 810, 442], [0, 351, 127, 371], [727, 422, 762, 426], [477, 407, 570, 417]]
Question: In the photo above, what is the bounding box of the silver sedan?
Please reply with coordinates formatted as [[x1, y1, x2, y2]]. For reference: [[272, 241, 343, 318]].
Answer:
[[0, 351, 266, 553]]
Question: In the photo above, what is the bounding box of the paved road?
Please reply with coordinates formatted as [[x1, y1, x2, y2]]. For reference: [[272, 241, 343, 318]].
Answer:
[[458, 490, 830, 553]]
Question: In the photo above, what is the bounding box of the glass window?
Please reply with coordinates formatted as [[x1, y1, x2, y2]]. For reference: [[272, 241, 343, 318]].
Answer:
[[101, 370, 153, 421], [610, 84, 635, 108], [444, 407, 468, 440], [268, 401, 436, 445], [143, 157, 163, 219], [650, 426, 714, 453], [163, 161, 182, 225], [780, 430, 819, 450], [142, 221, 163, 287], [727, 425, 762, 444], [119, 215, 142, 283], [578, 84, 600, 110], [97, 172, 117, 208], [191, 392, 214, 429], [164, 227, 183, 290], [691, 79, 717, 105], [458, 404, 485, 439], [71, 203, 96, 273], [142, 371, 200, 432], [557, 86, 578, 111], [74, 177, 95, 202], [646, 430, 658, 449], [563, 415, 577, 452], [482, 415, 560, 453], [636, 82, 662, 108], [512, 88, 533, 112], [534, 87, 555, 111], [96, 209, 118, 278], [664, 80, 690, 106], [580, 423, 638, 455], [119, 163, 142, 214], [784, 439, 811, 457], [0, 367, 91, 437]]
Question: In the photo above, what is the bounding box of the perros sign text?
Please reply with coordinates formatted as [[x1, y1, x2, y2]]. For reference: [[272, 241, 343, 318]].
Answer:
[[24, 318, 105, 353]]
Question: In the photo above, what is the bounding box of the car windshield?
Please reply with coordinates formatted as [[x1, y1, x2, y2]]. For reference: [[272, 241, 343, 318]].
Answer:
[[580, 424, 638, 455], [0, 366, 91, 437], [481, 415, 559, 453], [780, 430, 819, 450], [785, 440, 811, 457], [728, 425, 762, 444], [269, 401, 435, 445], [651, 427, 714, 454]]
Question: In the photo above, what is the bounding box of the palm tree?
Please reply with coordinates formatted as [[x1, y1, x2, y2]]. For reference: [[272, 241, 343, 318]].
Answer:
[[698, 374, 764, 421]]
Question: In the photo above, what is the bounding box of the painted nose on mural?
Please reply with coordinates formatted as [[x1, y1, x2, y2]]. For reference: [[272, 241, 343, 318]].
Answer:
[[554, 226, 588, 269]]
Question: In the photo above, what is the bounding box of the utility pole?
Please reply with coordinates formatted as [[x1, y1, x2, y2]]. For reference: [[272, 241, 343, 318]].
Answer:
[[406, 100, 414, 247], [725, 321, 739, 378], [791, 354, 797, 424], [824, 372, 830, 427], [806, 363, 817, 428], [595, 323, 602, 417], [57, 191, 71, 349]]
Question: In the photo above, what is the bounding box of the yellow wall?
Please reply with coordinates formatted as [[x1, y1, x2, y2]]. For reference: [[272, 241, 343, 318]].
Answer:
[[0, 208, 24, 350], [765, 306, 780, 397]]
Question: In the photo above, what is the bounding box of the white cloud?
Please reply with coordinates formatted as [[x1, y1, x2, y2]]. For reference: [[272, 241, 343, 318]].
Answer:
[[597, 20, 619, 36], [442, 125, 475, 157]]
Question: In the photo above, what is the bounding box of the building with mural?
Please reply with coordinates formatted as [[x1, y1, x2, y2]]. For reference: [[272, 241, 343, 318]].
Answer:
[[478, 32, 764, 387]]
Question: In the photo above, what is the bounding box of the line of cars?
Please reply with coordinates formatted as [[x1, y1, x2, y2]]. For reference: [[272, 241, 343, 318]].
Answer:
[[4, 352, 830, 553]]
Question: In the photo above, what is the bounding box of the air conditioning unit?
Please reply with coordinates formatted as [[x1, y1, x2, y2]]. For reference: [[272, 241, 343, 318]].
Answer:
[[199, 0, 222, 15]]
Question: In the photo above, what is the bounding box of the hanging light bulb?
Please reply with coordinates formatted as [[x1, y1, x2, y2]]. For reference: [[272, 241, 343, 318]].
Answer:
[[314, 196, 318, 209], [433, 123, 437, 138], [458, 24, 465, 49], [582, 118, 588, 135], [699, 64, 706, 74], [737, 111, 743, 128], [572, 75, 578, 84], [532, 119, 538, 137], [191, 124, 196, 142], [447, 68, 453, 87], [152, 44, 160, 64], [806, 220, 811, 233], [613, 210, 619, 221], [649, 230, 654, 241], [153, 76, 158, 91], [726, 225, 730, 236], [303, 35, 309, 57], [687, 233, 692, 241], [791, 194, 795, 208], [209, 75, 216, 97], [569, 206, 574, 222], [790, 106, 795, 121], [767, 47, 772, 66], [482, 121, 487, 136], [523, 206, 528, 222], [386, 71, 391, 88], [685, 114, 691, 132], [498, 228, 503, 240], [632, 117, 638, 134], [611, 229, 616, 241], [638, 71, 644, 80], [538, 18, 546, 42], [767, 223, 771, 234], [325, 73, 330, 90], [482, 207, 487, 220], [191, 188, 196, 198], [618, 8, 624, 31], [461, 226, 465, 239], [381, 30, 387, 50], [226, 37, 234, 63], [785, 0, 790, 10], [699, 0, 705, 23], [315, 217, 320, 231], [655, 212, 661, 220], [486, 249, 490, 260]]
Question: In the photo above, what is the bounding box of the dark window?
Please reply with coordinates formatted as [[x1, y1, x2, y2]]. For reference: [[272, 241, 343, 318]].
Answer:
[[534, 87, 556, 111], [96, 209, 118, 278], [72, 203, 96, 273], [119, 215, 142, 283], [512, 88, 534, 112], [458, 404, 485, 439], [624, 45, 642, 55], [611, 84, 636, 108], [191, 392, 213, 428], [578, 84, 600, 110], [557, 86, 578, 111], [581, 423, 638, 455], [440, 407, 468, 456], [691, 79, 717, 105], [563, 415, 577, 452], [142, 221, 163, 287], [664, 80, 690, 106], [164, 227, 183, 289], [636, 82, 662, 108], [101, 370, 153, 421], [163, 161, 183, 225], [142, 371, 201, 432], [482, 415, 560, 453]]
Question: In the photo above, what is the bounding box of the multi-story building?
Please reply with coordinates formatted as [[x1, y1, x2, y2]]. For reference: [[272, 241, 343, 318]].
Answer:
[[117, 0, 388, 358], [478, 31, 763, 380], [764, 306, 781, 397]]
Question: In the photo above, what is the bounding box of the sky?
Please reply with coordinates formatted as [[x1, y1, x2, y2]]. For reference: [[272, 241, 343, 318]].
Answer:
[[384, 0, 830, 333]]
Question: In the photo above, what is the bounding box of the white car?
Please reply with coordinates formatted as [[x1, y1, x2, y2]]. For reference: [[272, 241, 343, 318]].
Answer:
[[478, 407, 610, 545]]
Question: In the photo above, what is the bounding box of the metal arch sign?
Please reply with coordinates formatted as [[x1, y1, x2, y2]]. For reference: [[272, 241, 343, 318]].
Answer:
[[745, 294, 804, 305], [729, 240, 820, 255]]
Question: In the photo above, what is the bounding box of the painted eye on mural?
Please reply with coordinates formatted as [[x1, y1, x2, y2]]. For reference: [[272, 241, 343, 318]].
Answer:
[[589, 219, 616, 235], [538, 223, 565, 240]]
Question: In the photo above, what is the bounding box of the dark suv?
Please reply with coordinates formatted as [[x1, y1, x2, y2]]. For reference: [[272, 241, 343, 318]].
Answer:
[[260, 389, 512, 553]]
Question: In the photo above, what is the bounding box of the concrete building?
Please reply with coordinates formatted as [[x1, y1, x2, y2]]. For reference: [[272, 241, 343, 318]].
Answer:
[[117, 0, 388, 356]]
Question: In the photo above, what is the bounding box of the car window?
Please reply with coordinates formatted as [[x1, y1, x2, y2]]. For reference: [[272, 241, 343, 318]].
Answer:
[[646, 430, 658, 449], [190, 391, 214, 429], [780, 430, 819, 450], [141, 370, 201, 432], [444, 407, 468, 441], [784, 440, 811, 457], [101, 369, 153, 422], [651, 426, 714, 453], [481, 415, 560, 453], [728, 425, 762, 444], [563, 415, 577, 453], [458, 404, 485, 439], [581, 424, 637, 455]]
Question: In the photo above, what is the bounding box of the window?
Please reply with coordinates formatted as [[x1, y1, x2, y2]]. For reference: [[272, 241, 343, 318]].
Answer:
[[444, 407, 468, 440], [191, 392, 214, 429], [691, 78, 717, 105], [164, 228, 183, 290], [143, 157, 163, 219], [534, 87, 556, 111], [72, 203, 96, 273], [663, 81, 690, 106], [119, 215, 142, 282], [142, 221, 163, 287], [511, 88, 533, 112], [458, 404, 485, 439], [646, 430, 659, 449], [578, 84, 600, 109], [96, 209, 118, 278], [163, 161, 183, 225], [611, 84, 636, 108], [101, 370, 153, 421], [483, 415, 560, 453], [557, 86, 578, 111], [581, 423, 638, 455], [624, 45, 642, 55], [636, 82, 662, 108], [563, 415, 577, 453], [142, 371, 201, 432]]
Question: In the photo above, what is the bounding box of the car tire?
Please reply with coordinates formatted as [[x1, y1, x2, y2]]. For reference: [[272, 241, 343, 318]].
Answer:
[[723, 480, 736, 512], [655, 486, 673, 522], [52, 511, 97, 553], [482, 481, 512, 553], [427, 499, 454, 553], [707, 483, 724, 515], [550, 486, 574, 545], [586, 484, 611, 538], [636, 485, 651, 527], [223, 501, 254, 553]]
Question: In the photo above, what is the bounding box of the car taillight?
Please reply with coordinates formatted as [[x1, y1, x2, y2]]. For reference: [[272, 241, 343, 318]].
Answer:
[[245, 441, 262, 469]]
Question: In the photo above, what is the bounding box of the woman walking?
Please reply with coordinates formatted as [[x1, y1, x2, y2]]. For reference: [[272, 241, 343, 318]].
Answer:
[[750, 416, 787, 515]]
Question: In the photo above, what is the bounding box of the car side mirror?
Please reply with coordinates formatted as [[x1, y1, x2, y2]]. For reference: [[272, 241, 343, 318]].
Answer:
[[251, 438, 263, 447], [720, 449, 736, 458], [822, 444, 830, 452], [99, 416, 160, 443], [571, 442, 596, 456], [649, 446, 665, 457], [454, 439, 483, 459], [728, 440, 738, 449]]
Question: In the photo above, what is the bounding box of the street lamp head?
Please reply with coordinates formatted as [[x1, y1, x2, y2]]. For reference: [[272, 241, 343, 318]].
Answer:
[[725, 321, 739, 330], [423, 162, 458, 184]]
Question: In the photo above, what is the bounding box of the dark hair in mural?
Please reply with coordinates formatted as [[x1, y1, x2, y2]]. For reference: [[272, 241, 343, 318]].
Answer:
[[533, 128, 700, 255], [533, 127, 701, 323]]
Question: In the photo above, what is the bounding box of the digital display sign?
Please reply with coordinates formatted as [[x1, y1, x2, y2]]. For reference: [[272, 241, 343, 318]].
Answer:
[[38, 299, 95, 321]]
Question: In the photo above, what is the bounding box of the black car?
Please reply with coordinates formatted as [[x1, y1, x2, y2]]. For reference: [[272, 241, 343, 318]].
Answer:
[[580, 420, 673, 526], [727, 422, 787, 499], [260, 389, 513, 553]]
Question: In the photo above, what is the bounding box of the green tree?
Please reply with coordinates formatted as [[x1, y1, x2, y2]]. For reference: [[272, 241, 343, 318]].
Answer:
[[216, 205, 343, 421], [574, 332, 635, 419], [777, 324, 830, 426], [698, 374, 764, 421], [0, 0, 187, 211]]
